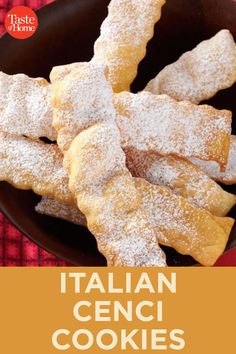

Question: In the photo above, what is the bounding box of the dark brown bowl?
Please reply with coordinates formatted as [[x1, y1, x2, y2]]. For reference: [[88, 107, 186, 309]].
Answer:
[[0, 0, 236, 266]]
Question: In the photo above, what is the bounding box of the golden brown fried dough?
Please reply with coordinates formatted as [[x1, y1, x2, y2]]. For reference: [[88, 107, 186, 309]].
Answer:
[[114, 92, 232, 169], [191, 136, 236, 185], [36, 197, 86, 226], [0, 71, 56, 141], [1, 130, 231, 266], [145, 30, 236, 104], [35, 182, 234, 266], [0, 132, 74, 206], [51, 62, 166, 267], [93, 0, 166, 92], [1, 65, 234, 216], [136, 178, 234, 266], [126, 149, 236, 216]]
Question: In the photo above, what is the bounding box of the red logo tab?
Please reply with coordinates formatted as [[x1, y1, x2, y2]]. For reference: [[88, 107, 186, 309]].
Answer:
[[4, 6, 38, 40]]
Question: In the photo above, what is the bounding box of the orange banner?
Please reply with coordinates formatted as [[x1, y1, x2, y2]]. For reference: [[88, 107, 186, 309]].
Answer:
[[0, 267, 235, 353]]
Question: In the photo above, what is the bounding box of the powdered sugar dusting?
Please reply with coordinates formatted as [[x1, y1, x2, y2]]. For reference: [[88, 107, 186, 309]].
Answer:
[[93, 0, 166, 92], [145, 29, 236, 104], [51, 63, 116, 153], [51, 62, 166, 267], [0, 132, 74, 206], [126, 149, 236, 217], [114, 92, 232, 167], [191, 136, 236, 185], [136, 178, 233, 266], [36, 197, 86, 226], [0, 72, 56, 141], [35, 176, 234, 266]]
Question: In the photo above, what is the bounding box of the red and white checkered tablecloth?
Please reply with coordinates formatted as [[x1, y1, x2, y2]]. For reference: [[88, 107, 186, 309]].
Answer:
[[0, 0, 236, 266]]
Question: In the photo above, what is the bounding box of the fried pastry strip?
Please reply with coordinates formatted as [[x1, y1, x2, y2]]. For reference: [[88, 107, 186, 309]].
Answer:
[[1, 65, 234, 214], [1, 131, 230, 265], [0, 71, 56, 141], [92, 0, 166, 92], [137, 178, 234, 266], [51, 62, 166, 267], [0, 64, 230, 171], [51, 63, 234, 266], [50, 65, 232, 167], [0, 132, 75, 206], [50, 63, 236, 185], [35, 182, 234, 266], [114, 92, 232, 169], [50, 64, 234, 215], [0, 130, 231, 266], [66, 132, 234, 266], [191, 136, 236, 185], [126, 149, 236, 217], [36, 197, 86, 226], [145, 30, 236, 103], [2, 117, 234, 219]]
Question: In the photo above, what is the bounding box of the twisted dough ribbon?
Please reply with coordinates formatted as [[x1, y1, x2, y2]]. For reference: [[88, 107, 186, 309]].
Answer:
[[51, 62, 166, 266], [93, 0, 166, 92], [145, 29, 236, 104]]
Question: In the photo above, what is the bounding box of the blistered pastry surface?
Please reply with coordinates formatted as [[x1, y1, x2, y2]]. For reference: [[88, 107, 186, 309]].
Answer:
[[145, 30, 236, 104], [126, 149, 236, 217], [0, 129, 233, 265], [191, 136, 236, 185], [114, 92, 232, 168], [51, 62, 167, 267], [93, 0, 166, 92], [136, 178, 234, 266], [0, 72, 56, 141], [36, 197, 86, 226], [0, 132, 74, 206]]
